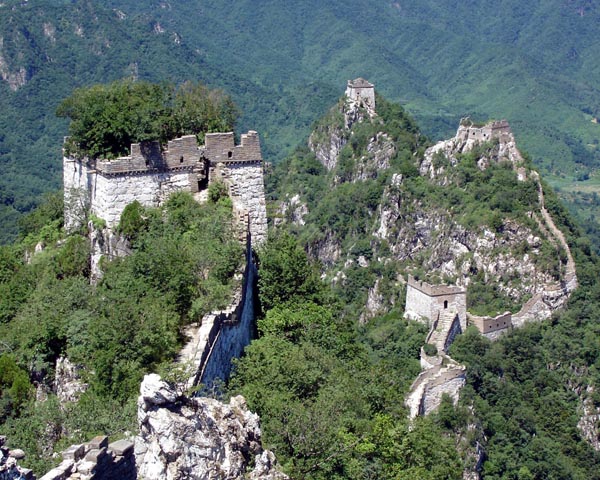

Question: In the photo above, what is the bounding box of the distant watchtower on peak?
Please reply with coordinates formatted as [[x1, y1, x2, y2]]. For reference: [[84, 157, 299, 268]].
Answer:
[[345, 78, 375, 111]]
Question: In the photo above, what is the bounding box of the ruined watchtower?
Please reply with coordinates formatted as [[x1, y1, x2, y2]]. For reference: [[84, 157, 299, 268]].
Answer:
[[345, 78, 375, 111], [63, 130, 268, 246], [404, 275, 467, 331]]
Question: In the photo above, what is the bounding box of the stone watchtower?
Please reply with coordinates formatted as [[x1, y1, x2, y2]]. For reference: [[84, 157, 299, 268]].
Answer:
[[345, 78, 375, 110], [404, 276, 467, 332], [63, 131, 268, 245]]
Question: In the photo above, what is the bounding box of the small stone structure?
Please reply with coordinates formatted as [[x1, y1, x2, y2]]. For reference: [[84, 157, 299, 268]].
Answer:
[[63, 131, 267, 246], [404, 275, 467, 331], [345, 78, 375, 110], [467, 312, 513, 338], [38, 435, 135, 480], [457, 117, 512, 144]]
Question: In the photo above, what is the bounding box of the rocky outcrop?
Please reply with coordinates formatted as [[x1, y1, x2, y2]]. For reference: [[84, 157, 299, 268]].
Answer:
[[308, 93, 376, 172], [578, 385, 600, 451], [135, 374, 288, 480], [352, 133, 396, 182], [275, 193, 308, 227], [375, 120, 577, 322], [54, 356, 88, 404], [420, 118, 523, 180], [89, 225, 131, 283]]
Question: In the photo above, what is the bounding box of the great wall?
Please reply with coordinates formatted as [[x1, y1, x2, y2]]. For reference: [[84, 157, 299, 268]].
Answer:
[[404, 119, 579, 419], [63, 130, 267, 244], [1, 79, 583, 479]]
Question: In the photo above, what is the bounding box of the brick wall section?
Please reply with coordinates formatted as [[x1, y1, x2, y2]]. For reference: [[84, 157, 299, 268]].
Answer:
[[468, 311, 512, 335], [39, 436, 135, 480], [63, 131, 267, 245]]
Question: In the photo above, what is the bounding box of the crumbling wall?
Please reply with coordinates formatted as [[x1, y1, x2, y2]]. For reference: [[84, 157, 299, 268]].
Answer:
[[63, 132, 266, 246], [345, 78, 375, 110], [220, 162, 267, 246], [63, 157, 91, 232], [468, 312, 512, 336], [179, 232, 257, 390], [39, 436, 135, 480], [91, 170, 193, 228], [198, 259, 256, 387]]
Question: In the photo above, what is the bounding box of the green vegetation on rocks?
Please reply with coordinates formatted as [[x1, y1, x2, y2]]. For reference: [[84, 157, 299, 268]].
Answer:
[[57, 79, 237, 159], [0, 191, 242, 474]]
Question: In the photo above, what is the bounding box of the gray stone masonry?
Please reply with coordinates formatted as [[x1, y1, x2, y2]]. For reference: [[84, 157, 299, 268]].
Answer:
[[38, 436, 135, 480], [63, 130, 267, 247], [345, 78, 375, 110], [468, 311, 512, 336], [404, 275, 467, 331]]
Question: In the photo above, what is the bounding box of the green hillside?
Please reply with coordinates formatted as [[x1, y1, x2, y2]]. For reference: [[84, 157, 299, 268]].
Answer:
[[2, 0, 600, 243]]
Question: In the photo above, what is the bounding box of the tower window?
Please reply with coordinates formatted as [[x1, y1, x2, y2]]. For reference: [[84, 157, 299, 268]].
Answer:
[[444, 300, 448, 309], [228, 151, 233, 158]]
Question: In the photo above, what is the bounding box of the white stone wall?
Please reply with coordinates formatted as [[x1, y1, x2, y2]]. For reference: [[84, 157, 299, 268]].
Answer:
[[405, 285, 434, 324], [63, 157, 90, 231], [91, 171, 192, 228], [199, 259, 257, 387], [224, 163, 267, 246], [405, 284, 466, 330], [345, 86, 375, 110]]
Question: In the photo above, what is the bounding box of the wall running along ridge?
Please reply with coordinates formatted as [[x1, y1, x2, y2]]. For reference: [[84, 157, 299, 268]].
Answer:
[[178, 227, 258, 390]]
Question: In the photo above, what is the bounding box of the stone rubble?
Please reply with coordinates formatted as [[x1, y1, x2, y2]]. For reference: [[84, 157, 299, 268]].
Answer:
[[0, 436, 34, 480], [54, 357, 88, 404]]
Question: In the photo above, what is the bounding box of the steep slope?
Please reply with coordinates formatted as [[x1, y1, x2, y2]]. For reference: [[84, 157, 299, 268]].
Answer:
[[274, 85, 576, 326], [267, 81, 600, 480], [3, 0, 600, 243]]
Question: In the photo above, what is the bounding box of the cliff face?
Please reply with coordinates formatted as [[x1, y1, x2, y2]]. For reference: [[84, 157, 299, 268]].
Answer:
[[135, 374, 288, 480]]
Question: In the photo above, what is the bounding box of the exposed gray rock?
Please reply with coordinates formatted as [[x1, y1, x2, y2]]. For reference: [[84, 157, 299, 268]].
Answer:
[[0, 437, 34, 480], [135, 374, 288, 480], [54, 356, 88, 404], [578, 385, 600, 451], [139, 373, 178, 407]]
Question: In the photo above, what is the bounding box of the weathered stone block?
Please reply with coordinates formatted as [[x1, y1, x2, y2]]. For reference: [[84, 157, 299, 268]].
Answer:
[[8, 448, 25, 459], [84, 447, 107, 463], [88, 436, 108, 450], [108, 439, 134, 457], [62, 443, 86, 461]]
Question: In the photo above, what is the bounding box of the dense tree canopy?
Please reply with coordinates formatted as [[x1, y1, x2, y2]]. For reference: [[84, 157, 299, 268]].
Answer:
[[56, 79, 238, 159]]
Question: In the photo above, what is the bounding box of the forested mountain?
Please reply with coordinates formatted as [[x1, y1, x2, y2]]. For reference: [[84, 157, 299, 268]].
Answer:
[[228, 85, 600, 479], [1, 0, 600, 243], [1, 75, 600, 479]]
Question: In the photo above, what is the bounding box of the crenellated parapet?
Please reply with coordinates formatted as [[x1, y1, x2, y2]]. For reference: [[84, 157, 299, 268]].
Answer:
[[456, 117, 512, 143], [204, 131, 262, 164], [63, 130, 267, 246], [467, 311, 513, 337]]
